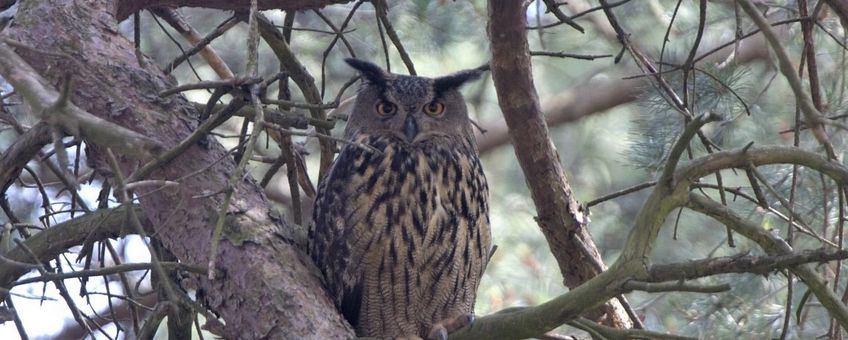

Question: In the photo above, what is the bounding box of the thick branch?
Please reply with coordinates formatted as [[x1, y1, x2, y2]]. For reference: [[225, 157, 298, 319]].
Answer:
[[0, 122, 51, 192], [648, 249, 848, 282], [675, 145, 848, 185], [616, 144, 848, 269], [687, 193, 848, 329], [486, 0, 632, 329], [457, 118, 847, 339], [450, 202, 848, 339], [827, 0, 848, 27], [0, 205, 150, 290], [451, 268, 625, 340]]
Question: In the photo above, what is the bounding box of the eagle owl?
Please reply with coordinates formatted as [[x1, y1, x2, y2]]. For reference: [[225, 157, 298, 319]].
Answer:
[[308, 59, 491, 339]]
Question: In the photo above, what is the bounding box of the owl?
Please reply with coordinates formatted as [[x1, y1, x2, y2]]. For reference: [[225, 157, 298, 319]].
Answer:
[[308, 58, 491, 339]]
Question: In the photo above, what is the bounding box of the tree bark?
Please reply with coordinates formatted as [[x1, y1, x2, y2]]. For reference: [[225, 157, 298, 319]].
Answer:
[[5, 0, 352, 338], [486, 0, 633, 328]]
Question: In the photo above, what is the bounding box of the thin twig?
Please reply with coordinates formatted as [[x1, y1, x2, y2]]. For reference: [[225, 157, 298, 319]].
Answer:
[[659, 0, 681, 76], [104, 149, 180, 311], [737, 0, 835, 157], [373, 0, 415, 75], [541, 0, 584, 33], [5, 296, 29, 340], [586, 181, 657, 207], [208, 0, 265, 279], [313, 8, 357, 98], [261, 75, 359, 110], [747, 164, 835, 247], [527, 0, 632, 29], [688, 194, 848, 329], [681, 0, 707, 109], [265, 122, 379, 154], [254, 13, 336, 178], [163, 15, 239, 75], [659, 113, 721, 186], [320, 1, 363, 97], [10, 262, 206, 286], [127, 99, 245, 182], [274, 25, 356, 35], [623, 280, 730, 293], [529, 51, 613, 60], [159, 77, 261, 97]]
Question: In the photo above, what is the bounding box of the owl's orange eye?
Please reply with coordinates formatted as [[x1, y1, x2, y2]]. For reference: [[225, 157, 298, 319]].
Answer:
[[376, 102, 397, 116], [423, 102, 445, 117]]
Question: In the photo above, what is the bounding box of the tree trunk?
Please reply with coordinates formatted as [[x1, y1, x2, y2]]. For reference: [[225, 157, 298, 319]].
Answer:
[[5, 0, 352, 338]]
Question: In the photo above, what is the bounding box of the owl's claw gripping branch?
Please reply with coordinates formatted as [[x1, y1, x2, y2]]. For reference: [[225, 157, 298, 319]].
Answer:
[[427, 313, 475, 340]]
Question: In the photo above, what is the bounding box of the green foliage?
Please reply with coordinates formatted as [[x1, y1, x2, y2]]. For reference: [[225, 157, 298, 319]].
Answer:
[[626, 64, 755, 173]]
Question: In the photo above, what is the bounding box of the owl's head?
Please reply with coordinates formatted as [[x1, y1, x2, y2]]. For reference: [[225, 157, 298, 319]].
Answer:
[[343, 58, 484, 144]]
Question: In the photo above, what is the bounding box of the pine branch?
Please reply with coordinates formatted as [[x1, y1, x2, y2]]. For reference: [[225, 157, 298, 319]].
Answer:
[[687, 193, 848, 329]]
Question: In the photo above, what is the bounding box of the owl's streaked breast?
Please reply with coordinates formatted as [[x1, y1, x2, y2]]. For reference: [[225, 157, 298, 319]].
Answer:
[[309, 133, 491, 338]]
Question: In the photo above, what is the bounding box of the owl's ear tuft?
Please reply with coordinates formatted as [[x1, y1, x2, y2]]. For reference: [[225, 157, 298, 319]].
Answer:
[[433, 64, 489, 93], [345, 58, 389, 86]]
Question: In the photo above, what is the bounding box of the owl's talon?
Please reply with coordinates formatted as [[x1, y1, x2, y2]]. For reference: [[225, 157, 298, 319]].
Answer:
[[446, 313, 475, 332], [426, 313, 474, 340], [458, 314, 474, 329], [426, 326, 448, 340]]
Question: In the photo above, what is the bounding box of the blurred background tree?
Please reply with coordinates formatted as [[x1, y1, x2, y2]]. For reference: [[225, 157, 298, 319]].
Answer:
[[1, 0, 848, 339]]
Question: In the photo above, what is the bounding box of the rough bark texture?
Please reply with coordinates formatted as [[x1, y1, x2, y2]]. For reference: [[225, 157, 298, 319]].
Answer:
[[6, 0, 352, 338], [486, 0, 632, 328]]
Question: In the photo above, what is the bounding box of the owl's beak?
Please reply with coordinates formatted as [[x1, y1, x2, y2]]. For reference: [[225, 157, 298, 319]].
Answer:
[[403, 115, 418, 142]]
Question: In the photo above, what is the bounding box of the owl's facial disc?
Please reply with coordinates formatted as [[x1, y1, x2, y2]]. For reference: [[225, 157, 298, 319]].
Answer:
[[403, 114, 418, 142], [342, 58, 491, 145]]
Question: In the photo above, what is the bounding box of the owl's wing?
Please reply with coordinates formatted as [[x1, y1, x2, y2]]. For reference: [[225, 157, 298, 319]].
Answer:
[[309, 142, 377, 326]]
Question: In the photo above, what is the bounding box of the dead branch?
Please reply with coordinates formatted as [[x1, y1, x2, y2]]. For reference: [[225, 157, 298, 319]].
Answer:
[[151, 8, 235, 79]]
